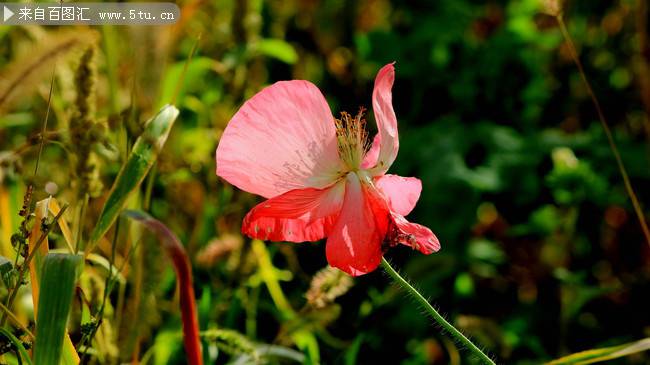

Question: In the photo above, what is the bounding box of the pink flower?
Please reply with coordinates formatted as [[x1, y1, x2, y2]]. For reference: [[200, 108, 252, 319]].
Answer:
[[216, 63, 440, 276]]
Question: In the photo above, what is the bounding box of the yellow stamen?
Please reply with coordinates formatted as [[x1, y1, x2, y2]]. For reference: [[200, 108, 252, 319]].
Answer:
[[334, 107, 370, 170]]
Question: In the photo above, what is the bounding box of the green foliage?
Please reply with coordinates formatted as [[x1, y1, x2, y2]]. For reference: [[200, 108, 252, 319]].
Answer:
[[0, 256, 14, 288], [202, 329, 256, 358], [33, 254, 81, 365], [0, 0, 649, 364], [158, 58, 219, 108], [0, 327, 33, 365], [255, 39, 299, 64], [89, 105, 179, 246]]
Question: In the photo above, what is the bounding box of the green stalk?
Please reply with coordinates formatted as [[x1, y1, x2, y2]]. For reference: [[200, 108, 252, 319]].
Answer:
[[380, 258, 495, 365]]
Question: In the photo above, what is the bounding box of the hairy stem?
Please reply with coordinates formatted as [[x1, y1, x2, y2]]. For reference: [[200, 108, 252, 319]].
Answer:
[[556, 15, 650, 247], [380, 258, 495, 365]]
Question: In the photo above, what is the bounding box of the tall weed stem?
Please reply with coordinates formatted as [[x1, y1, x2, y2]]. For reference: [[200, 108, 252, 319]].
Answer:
[[556, 14, 650, 247]]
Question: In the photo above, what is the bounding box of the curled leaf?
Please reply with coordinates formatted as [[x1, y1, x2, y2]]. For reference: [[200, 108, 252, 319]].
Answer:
[[123, 210, 202, 365]]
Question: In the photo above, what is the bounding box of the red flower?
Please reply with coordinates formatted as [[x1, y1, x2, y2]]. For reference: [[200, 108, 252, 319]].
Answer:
[[216, 64, 440, 276]]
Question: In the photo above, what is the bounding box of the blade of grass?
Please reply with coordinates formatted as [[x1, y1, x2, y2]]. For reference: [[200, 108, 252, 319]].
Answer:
[[33, 67, 55, 177], [0, 301, 35, 340], [33, 253, 82, 365], [0, 199, 78, 363], [555, 14, 650, 247], [28, 198, 50, 308], [123, 210, 202, 365], [546, 337, 650, 365], [48, 197, 76, 253], [170, 33, 202, 106], [28, 198, 54, 314], [87, 105, 179, 254], [250, 240, 321, 363], [24, 198, 79, 365], [250, 240, 294, 317], [0, 327, 34, 365]]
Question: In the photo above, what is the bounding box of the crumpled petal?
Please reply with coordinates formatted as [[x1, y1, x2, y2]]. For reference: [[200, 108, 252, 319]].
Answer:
[[326, 173, 388, 276], [390, 212, 440, 254], [216, 80, 343, 199], [242, 182, 345, 242], [368, 63, 399, 175], [374, 174, 421, 216]]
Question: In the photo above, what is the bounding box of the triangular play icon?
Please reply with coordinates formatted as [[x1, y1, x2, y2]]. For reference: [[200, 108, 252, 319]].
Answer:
[[3, 6, 14, 22]]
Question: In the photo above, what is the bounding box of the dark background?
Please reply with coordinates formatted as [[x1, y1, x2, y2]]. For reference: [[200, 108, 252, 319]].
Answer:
[[1, 0, 650, 364]]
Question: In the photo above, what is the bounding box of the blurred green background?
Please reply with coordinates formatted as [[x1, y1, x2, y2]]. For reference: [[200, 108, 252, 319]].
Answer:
[[1, 0, 650, 364]]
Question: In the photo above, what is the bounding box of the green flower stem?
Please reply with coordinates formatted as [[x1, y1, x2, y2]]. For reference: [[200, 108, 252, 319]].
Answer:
[[380, 257, 496, 365]]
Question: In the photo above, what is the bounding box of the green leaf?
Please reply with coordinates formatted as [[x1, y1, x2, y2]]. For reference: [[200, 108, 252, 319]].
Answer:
[[33, 253, 82, 365], [546, 338, 650, 365], [89, 105, 179, 246], [0, 255, 14, 288], [0, 327, 33, 365], [150, 330, 183, 365], [344, 335, 364, 365], [158, 58, 217, 107], [256, 39, 299, 64]]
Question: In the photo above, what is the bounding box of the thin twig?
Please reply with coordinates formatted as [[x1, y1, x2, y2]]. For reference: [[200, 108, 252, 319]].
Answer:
[[8, 68, 57, 289], [0, 39, 76, 109], [556, 14, 650, 247], [78, 219, 120, 362], [33, 67, 56, 176], [171, 33, 202, 105], [0, 204, 69, 326], [0, 301, 35, 340]]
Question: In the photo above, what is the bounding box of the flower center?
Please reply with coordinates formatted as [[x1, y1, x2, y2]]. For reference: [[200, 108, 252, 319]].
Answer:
[[334, 107, 370, 171]]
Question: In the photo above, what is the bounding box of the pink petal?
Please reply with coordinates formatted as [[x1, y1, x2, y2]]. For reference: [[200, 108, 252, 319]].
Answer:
[[360, 134, 380, 169], [369, 63, 399, 174], [216, 80, 344, 199], [374, 174, 422, 216], [326, 173, 389, 276], [390, 212, 441, 254], [242, 182, 345, 242]]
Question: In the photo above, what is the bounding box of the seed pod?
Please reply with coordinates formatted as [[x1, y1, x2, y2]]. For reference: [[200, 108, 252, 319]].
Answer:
[[306, 266, 353, 309]]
